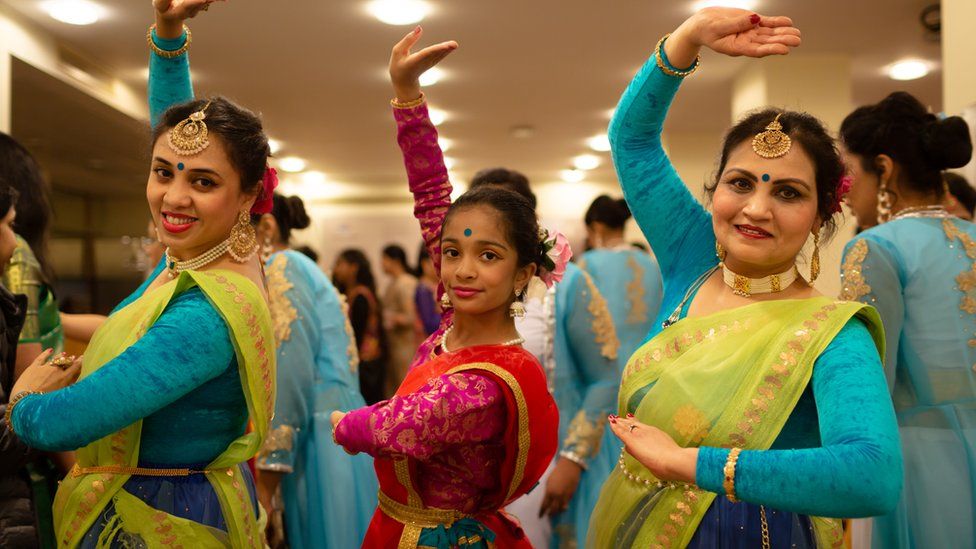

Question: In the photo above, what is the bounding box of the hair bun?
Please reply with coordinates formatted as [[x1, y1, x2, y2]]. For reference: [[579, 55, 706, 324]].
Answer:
[[922, 116, 973, 170], [614, 198, 633, 224], [285, 195, 311, 230]]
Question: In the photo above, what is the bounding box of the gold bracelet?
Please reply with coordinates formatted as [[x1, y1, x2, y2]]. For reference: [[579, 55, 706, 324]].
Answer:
[[655, 33, 701, 78], [723, 447, 743, 503], [391, 92, 426, 109], [147, 24, 192, 59], [3, 391, 42, 434]]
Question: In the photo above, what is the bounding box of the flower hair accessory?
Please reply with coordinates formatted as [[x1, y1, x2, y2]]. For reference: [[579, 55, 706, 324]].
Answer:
[[537, 227, 572, 288], [251, 166, 278, 215], [830, 175, 853, 214]]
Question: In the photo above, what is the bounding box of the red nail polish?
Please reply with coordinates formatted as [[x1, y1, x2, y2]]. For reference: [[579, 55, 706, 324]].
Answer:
[[627, 413, 634, 418], [750, 14, 760, 24]]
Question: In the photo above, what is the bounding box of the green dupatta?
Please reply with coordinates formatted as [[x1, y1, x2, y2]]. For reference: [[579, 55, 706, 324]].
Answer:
[[588, 297, 883, 549], [52, 270, 276, 548]]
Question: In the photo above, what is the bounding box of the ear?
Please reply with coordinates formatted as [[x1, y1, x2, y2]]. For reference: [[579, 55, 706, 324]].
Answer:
[[514, 262, 538, 293], [874, 154, 895, 184], [257, 213, 278, 241]]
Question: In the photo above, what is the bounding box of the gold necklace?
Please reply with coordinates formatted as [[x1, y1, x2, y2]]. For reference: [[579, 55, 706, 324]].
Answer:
[[721, 262, 799, 297]]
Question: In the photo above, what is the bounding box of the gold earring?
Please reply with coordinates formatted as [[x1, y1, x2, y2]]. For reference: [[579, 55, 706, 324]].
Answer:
[[809, 228, 821, 284], [509, 288, 526, 318], [440, 291, 451, 310], [228, 210, 257, 263], [876, 179, 893, 224], [715, 241, 727, 262], [260, 235, 273, 264]]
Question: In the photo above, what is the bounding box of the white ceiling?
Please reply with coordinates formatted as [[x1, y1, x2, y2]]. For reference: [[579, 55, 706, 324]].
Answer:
[[4, 0, 943, 198]]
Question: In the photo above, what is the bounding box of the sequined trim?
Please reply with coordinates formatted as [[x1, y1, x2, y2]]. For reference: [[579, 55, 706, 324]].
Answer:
[[943, 220, 976, 367], [580, 271, 620, 361], [562, 409, 604, 462], [840, 239, 872, 302], [623, 320, 751, 382], [256, 425, 295, 471], [336, 287, 361, 374], [626, 255, 649, 324], [266, 253, 297, 345]]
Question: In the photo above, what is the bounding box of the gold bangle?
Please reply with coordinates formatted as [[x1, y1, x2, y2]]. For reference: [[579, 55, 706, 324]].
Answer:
[[391, 92, 426, 109], [655, 33, 701, 78], [723, 447, 742, 502], [147, 24, 192, 59], [3, 390, 42, 435]]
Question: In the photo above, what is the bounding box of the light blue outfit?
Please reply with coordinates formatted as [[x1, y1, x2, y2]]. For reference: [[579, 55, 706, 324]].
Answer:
[[579, 247, 662, 373], [841, 216, 976, 548], [603, 45, 902, 545], [258, 250, 377, 548]]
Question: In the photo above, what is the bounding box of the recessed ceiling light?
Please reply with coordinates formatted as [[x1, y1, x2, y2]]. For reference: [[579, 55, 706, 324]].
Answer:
[[438, 137, 453, 152], [573, 154, 601, 171], [691, 0, 758, 11], [587, 134, 611, 152], [428, 108, 447, 126], [419, 67, 445, 87], [511, 125, 535, 139], [367, 0, 430, 25], [301, 171, 327, 186], [267, 139, 282, 155], [443, 157, 456, 169], [42, 0, 103, 25], [278, 157, 307, 173], [887, 60, 930, 81], [560, 169, 585, 183]]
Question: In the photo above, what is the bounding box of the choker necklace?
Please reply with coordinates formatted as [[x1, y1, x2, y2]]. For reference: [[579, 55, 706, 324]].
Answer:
[[890, 205, 950, 221], [440, 324, 525, 354], [721, 262, 799, 297], [165, 238, 230, 278]]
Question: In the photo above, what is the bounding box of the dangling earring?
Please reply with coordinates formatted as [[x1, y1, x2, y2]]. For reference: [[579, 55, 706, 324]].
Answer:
[[876, 178, 893, 224], [260, 235, 274, 263], [809, 228, 821, 284], [509, 288, 526, 318], [440, 291, 452, 310], [228, 210, 257, 263], [715, 241, 727, 262]]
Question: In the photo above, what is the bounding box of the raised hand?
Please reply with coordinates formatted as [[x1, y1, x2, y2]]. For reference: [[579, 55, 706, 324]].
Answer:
[[152, 0, 224, 39], [389, 26, 458, 102], [666, 8, 801, 68]]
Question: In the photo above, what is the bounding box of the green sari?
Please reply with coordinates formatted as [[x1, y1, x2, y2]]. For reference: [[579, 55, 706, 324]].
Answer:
[[52, 270, 275, 548], [588, 297, 884, 548]]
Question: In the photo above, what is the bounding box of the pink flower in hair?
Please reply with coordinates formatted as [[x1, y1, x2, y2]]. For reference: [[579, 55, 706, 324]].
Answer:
[[251, 167, 278, 215], [830, 175, 853, 214], [538, 228, 572, 288]]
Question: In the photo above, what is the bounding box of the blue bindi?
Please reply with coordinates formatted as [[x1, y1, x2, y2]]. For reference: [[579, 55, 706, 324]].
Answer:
[[177, 162, 185, 171], [463, 228, 473, 237], [761, 173, 770, 182]]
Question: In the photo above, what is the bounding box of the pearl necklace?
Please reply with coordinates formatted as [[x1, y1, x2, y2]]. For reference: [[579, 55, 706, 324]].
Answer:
[[891, 205, 950, 221], [721, 262, 799, 297], [164, 238, 231, 278], [439, 324, 525, 354]]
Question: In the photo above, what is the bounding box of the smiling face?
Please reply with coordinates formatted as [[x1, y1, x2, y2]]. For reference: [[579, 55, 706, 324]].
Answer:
[[147, 133, 257, 260], [440, 205, 535, 318], [712, 140, 820, 278]]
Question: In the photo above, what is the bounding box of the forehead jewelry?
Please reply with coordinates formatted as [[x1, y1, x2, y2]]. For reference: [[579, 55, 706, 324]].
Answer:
[[463, 228, 473, 237], [168, 101, 213, 156], [752, 113, 792, 159]]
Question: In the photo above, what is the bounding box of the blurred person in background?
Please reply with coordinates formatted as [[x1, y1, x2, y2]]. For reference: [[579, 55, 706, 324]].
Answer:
[[333, 249, 388, 405]]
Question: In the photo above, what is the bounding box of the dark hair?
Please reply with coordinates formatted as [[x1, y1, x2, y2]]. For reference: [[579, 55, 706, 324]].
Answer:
[[294, 245, 319, 263], [840, 91, 973, 199], [0, 176, 20, 221], [444, 186, 543, 270], [414, 244, 431, 278], [707, 108, 845, 241], [0, 132, 53, 282], [945, 172, 976, 216], [335, 248, 378, 295], [585, 195, 632, 229], [382, 244, 410, 271], [151, 96, 270, 196], [271, 193, 310, 244], [470, 167, 537, 211]]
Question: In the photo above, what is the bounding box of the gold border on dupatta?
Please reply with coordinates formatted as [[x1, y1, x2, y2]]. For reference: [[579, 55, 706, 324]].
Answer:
[[840, 239, 872, 302]]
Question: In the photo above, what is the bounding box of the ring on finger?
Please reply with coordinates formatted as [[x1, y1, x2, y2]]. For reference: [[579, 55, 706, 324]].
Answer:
[[49, 354, 75, 370], [629, 424, 638, 432]]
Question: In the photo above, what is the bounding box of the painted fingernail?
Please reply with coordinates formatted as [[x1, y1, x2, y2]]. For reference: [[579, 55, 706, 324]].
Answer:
[[626, 413, 634, 418], [750, 14, 760, 24]]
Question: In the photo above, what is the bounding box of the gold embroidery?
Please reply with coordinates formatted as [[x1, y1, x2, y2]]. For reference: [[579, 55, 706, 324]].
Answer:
[[840, 239, 872, 301], [626, 255, 649, 324], [622, 321, 751, 382], [943, 219, 976, 370], [266, 254, 297, 345], [672, 404, 709, 445], [562, 409, 605, 461], [335, 286, 361, 374], [580, 271, 620, 361]]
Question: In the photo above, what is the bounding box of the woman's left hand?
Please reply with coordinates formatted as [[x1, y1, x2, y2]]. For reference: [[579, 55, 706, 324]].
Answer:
[[152, 0, 224, 39], [609, 414, 698, 483], [11, 350, 82, 397]]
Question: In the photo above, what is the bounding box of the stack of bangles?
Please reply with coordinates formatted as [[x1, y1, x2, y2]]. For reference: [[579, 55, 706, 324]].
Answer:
[[723, 447, 743, 502], [146, 23, 192, 59], [2, 352, 76, 433]]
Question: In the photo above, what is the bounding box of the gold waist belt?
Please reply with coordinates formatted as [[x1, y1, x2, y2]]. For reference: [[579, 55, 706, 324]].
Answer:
[[377, 490, 471, 529], [70, 464, 228, 478]]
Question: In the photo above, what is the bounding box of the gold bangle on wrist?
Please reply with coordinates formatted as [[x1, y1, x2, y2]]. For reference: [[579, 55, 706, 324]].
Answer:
[[147, 24, 192, 59], [723, 447, 743, 503], [3, 391, 42, 434], [391, 92, 426, 109], [655, 33, 701, 78]]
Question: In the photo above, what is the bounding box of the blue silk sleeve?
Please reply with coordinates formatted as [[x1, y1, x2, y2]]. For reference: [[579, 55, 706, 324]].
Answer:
[[12, 288, 235, 451], [695, 318, 903, 517], [148, 29, 194, 127]]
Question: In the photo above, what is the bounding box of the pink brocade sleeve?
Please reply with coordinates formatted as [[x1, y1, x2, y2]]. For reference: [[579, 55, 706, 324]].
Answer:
[[334, 372, 506, 460], [393, 103, 454, 368]]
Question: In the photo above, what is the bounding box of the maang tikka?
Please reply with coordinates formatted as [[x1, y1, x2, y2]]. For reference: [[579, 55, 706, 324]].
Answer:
[[168, 101, 213, 156], [752, 113, 792, 159]]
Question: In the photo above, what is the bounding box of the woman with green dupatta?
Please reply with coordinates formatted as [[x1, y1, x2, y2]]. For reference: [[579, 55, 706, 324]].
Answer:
[[4, 5, 277, 543], [588, 7, 902, 548]]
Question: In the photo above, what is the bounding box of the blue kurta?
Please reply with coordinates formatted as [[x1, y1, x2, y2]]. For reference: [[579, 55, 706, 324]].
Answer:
[[841, 216, 976, 548]]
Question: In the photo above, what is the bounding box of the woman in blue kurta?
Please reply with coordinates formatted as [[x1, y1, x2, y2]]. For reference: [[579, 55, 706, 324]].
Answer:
[[580, 195, 663, 373], [838, 91, 975, 548], [587, 8, 902, 547], [254, 193, 377, 548]]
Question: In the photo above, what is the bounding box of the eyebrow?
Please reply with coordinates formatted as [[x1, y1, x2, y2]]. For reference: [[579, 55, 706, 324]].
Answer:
[[443, 237, 510, 250], [725, 168, 812, 191], [152, 157, 221, 177]]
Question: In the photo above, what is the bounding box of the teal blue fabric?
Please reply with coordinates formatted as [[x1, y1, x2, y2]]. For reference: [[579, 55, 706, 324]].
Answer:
[[547, 262, 620, 547], [12, 258, 246, 464], [579, 248, 662, 374], [259, 251, 377, 549], [148, 28, 194, 127], [417, 518, 496, 548], [608, 49, 901, 518], [842, 219, 976, 547]]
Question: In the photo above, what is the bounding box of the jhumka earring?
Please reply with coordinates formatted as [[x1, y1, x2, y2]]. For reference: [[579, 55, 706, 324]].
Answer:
[[715, 241, 727, 262], [509, 288, 526, 318], [440, 291, 451, 310], [752, 113, 792, 159], [260, 235, 274, 264], [809, 228, 821, 284], [228, 210, 257, 263], [876, 179, 893, 224]]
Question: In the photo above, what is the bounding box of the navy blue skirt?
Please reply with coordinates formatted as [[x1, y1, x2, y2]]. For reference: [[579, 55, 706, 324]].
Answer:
[[687, 497, 817, 549]]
